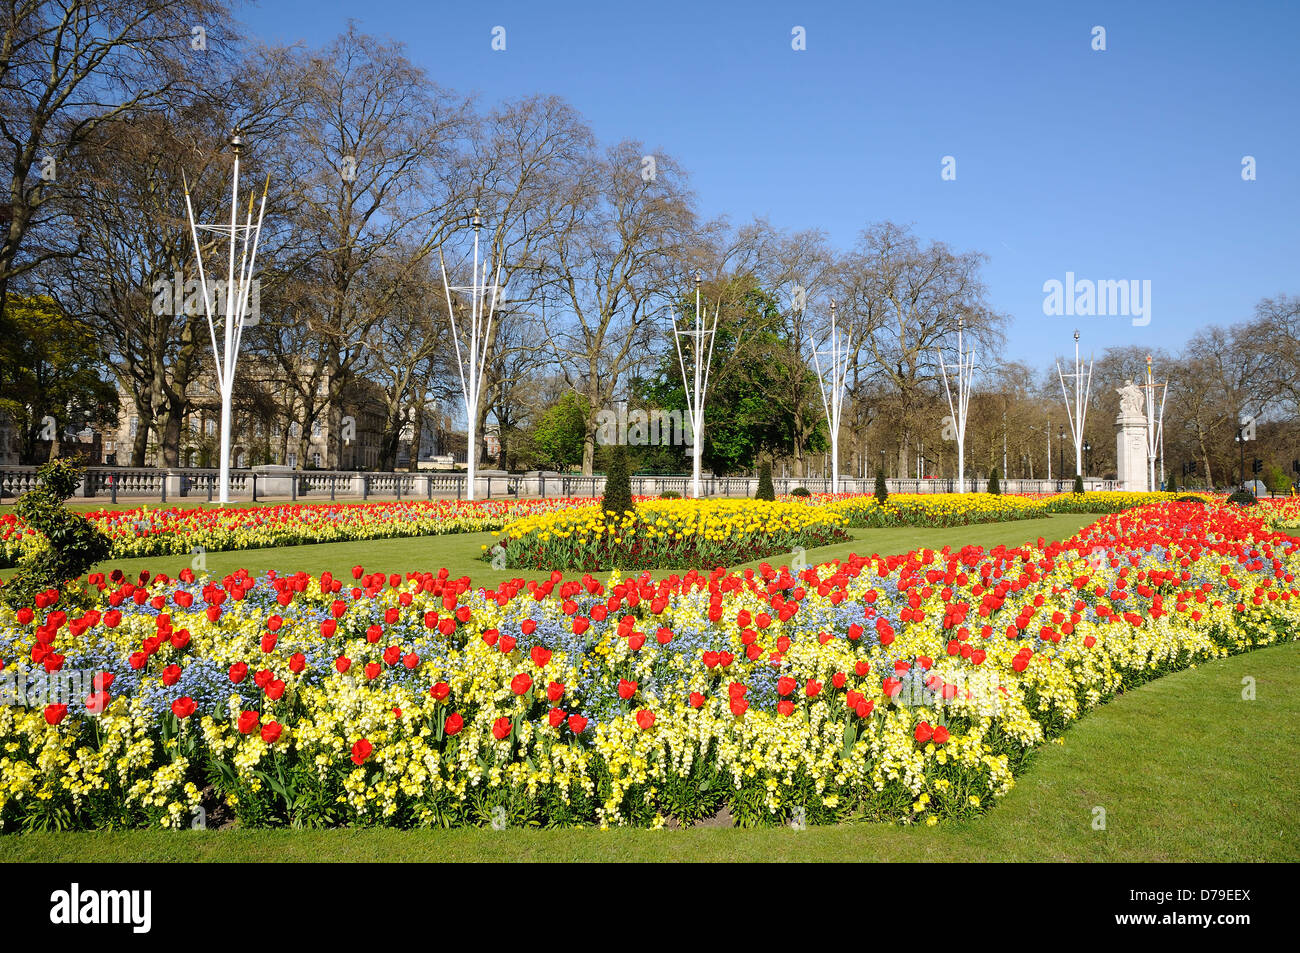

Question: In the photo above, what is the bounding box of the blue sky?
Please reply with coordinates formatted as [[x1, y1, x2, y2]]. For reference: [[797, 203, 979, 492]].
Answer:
[[240, 0, 1299, 370]]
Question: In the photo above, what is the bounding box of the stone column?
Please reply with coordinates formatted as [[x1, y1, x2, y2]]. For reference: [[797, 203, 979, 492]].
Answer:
[[1115, 412, 1148, 491]]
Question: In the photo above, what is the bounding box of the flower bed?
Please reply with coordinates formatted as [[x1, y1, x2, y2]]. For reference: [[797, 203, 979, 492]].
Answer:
[[822, 493, 1051, 527], [1040, 490, 1215, 513], [1, 500, 1295, 831], [489, 499, 850, 571], [0, 499, 583, 567]]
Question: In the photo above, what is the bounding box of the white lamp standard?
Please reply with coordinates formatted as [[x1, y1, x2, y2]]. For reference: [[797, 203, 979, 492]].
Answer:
[[1056, 329, 1094, 479], [184, 132, 268, 505], [671, 271, 718, 499], [937, 315, 976, 492], [810, 299, 849, 493], [439, 209, 503, 501], [1143, 354, 1168, 492]]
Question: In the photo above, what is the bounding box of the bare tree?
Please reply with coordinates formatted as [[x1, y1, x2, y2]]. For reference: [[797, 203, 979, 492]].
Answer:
[[545, 139, 698, 475], [837, 222, 1006, 477], [0, 0, 233, 341], [257, 24, 471, 469]]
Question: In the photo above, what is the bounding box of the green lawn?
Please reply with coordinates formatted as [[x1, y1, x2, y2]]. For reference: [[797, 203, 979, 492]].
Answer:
[[54, 513, 1100, 588], [3, 640, 1293, 862]]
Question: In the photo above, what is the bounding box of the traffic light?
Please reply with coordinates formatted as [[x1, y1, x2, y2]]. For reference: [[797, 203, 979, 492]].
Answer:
[[1252, 458, 1263, 475]]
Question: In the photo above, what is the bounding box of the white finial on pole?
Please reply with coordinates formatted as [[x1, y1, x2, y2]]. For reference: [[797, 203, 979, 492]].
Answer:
[[1056, 329, 1094, 480], [440, 208, 503, 501], [810, 298, 849, 493], [937, 314, 976, 492], [671, 271, 718, 499], [184, 131, 268, 505]]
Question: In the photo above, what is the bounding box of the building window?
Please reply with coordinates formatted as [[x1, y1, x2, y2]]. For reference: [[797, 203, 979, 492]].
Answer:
[[311, 420, 322, 438], [289, 422, 300, 439], [205, 419, 216, 436], [129, 416, 139, 438], [287, 453, 297, 468], [313, 452, 321, 468]]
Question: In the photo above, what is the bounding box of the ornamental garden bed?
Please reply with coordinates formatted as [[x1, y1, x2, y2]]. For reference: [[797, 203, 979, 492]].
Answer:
[[0, 500, 1294, 831]]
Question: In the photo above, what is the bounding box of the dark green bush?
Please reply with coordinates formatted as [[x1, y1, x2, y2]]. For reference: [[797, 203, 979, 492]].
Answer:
[[1073, 473, 1085, 495], [987, 467, 1001, 495], [790, 486, 811, 497], [874, 468, 888, 504], [659, 490, 681, 499], [755, 461, 775, 501], [1226, 488, 1258, 506], [2, 458, 110, 609], [601, 445, 635, 516]]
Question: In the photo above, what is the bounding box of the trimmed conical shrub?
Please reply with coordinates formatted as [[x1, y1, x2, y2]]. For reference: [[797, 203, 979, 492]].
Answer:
[[601, 445, 634, 517], [755, 461, 775, 501], [874, 467, 889, 504], [987, 467, 1001, 495]]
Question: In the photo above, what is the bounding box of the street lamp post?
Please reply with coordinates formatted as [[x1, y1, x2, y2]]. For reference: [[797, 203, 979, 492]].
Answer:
[[810, 299, 848, 493], [440, 208, 504, 502], [1143, 355, 1168, 494], [1082, 441, 1092, 477], [672, 271, 719, 500], [1236, 430, 1245, 490], [1058, 425, 1065, 482], [937, 314, 976, 493], [183, 132, 269, 506], [1056, 329, 1094, 478]]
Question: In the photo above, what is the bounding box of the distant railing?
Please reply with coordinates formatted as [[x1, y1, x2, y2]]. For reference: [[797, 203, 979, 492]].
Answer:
[[0, 466, 1126, 504]]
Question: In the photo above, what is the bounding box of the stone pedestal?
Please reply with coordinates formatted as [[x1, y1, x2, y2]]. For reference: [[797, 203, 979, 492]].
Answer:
[[1115, 413, 1148, 491], [252, 464, 296, 499]]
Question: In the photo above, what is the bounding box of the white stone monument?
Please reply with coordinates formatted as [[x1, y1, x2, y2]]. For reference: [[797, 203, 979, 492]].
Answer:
[[1115, 380, 1148, 490]]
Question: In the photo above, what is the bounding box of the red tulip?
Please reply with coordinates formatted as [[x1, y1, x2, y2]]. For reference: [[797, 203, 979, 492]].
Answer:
[[444, 712, 464, 735], [171, 696, 196, 719], [636, 709, 655, 730], [237, 710, 260, 734], [261, 721, 283, 744], [351, 738, 373, 764]]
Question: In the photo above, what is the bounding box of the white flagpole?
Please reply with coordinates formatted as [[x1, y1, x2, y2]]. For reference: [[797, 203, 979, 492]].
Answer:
[[671, 272, 718, 499], [184, 133, 267, 506], [811, 299, 848, 493], [439, 209, 502, 501], [1057, 329, 1094, 480], [937, 315, 975, 492]]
